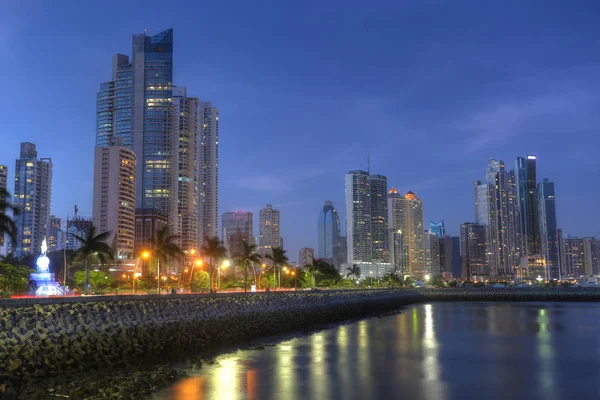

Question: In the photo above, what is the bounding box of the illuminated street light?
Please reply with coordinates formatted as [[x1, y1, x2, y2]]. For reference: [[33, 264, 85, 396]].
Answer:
[[425, 274, 430, 282]]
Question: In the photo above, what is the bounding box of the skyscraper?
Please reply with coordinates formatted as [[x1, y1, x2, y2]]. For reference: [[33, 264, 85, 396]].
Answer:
[[345, 170, 371, 263], [515, 155, 539, 256], [369, 174, 389, 262], [299, 247, 314, 267], [259, 204, 281, 256], [92, 137, 137, 259], [537, 179, 559, 279], [460, 223, 487, 280], [507, 170, 523, 267], [14, 142, 52, 258], [317, 201, 341, 266], [47, 215, 61, 253], [439, 235, 460, 279], [388, 188, 425, 278], [473, 180, 488, 226], [557, 229, 566, 278], [564, 237, 585, 278], [0, 165, 7, 252], [429, 221, 445, 237], [198, 101, 219, 242], [222, 211, 253, 257], [425, 231, 440, 275], [582, 238, 599, 276], [96, 29, 219, 250], [486, 159, 512, 277]]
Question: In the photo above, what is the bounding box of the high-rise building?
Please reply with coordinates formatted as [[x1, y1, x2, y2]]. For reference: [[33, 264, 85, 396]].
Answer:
[[582, 237, 599, 276], [388, 188, 425, 278], [486, 159, 512, 278], [173, 87, 200, 252], [507, 170, 523, 267], [92, 137, 137, 259], [0, 165, 7, 251], [439, 235, 460, 279], [14, 142, 52, 258], [47, 215, 61, 253], [369, 174, 388, 263], [338, 236, 347, 266], [537, 178, 559, 279], [345, 170, 371, 263], [429, 221, 445, 237], [473, 180, 488, 226], [135, 208, 168, 275], [198, 101, 219, 243], [222, 211, 253, 257], [299, 247, 314, 267], [317, 201, 341, 266], [96, 29, 218, 251], [390, 230, 408, 275], [557, 229, 566, 278], [564, 237, 585, 278], [259, 204, 281, 256], [460, 223, 487, 280], [425, 231, 440, 275], [515, 155, 539, 256]]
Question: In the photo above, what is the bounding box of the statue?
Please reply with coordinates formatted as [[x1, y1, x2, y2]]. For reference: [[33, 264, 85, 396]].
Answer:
[[36, 237, 50, 272]]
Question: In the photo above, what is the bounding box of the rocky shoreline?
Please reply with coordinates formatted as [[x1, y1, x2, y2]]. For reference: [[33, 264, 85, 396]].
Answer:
[[3, 288, 600, 399]]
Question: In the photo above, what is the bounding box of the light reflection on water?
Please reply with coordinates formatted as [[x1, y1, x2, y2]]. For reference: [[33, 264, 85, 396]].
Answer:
[[160, 303, 600, 400]]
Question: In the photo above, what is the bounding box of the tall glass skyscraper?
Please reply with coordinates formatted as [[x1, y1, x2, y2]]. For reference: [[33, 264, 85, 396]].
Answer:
[[515, 155, 539, 256], [345, 170, 371, 263], [537, 179, 559, 279], [95, 29, 219, 253], [369, 174, 388, 263], [222, 211, 253, 257], [317, 201, 340, 265]]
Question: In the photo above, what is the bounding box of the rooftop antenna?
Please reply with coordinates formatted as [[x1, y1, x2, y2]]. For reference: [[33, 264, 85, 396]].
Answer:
[[367, 154, 371, 174], [74, 205, 79, 219]]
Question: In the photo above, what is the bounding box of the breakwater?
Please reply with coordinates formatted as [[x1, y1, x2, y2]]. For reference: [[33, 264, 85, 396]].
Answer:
[[2, 287, 600, 398]]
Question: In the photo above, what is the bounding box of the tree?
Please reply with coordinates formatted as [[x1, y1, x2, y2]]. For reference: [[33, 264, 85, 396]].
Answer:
[[74, 270, 114, 291], [346, 264, 361, 281], [233, 241, 262, 292], [73, 225, 113, 295], [0, 189, 18, 247], [265, 247, 288, 289], [0, 262, 31, 294], [190, 270, 210, 292], [148, 226, 184, 294], [202, 237, 227, 292], [429, 275, 444, 288]]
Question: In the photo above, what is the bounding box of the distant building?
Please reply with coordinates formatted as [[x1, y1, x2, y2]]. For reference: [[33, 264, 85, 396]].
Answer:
[[515, 155, 540, 256], [439, 235, 460, 279], [460, 223, 487, 280], [429, 221, 445, 237], [557, 229, 566, 278], [425, 231, 440, 275], [14, 142, 52, 258], [47, 215, 61, 253], [390, 230, 408, 275], [345, 170, 371, 263], [198, 101, 219, 244], [338, 236, 347, 267], [317, 201, 341, 267], [537, 179, 559, 279], [222, 211, 253, 257], [564, 237, 585, 278], [370, 174, 389, 263], [92, 137, 136, 259], [0, 165, 7, 252], [473, 180, 488, 226], [259, 204, 281, 257], [582, 238, 599, 276], [135, 208, 168, 275], [299, 247, 314, 267]]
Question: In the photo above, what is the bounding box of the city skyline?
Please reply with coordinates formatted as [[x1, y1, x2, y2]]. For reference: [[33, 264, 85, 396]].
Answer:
[[1, 2, 599, 262]]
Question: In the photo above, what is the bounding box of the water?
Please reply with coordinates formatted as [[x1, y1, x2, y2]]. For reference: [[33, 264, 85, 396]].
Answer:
[[158, 302, 600, 400]]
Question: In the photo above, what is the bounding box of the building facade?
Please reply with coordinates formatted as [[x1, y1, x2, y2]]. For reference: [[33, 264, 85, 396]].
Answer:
[[0, 165, 7, 252], [537, 179, 559, 280], [460, 223, 487, 280], [429, 221, 445, 237], [198, 101, 219, 243], [369, 174, 388, 263], [345, 170, 371, 263], [135, 208, 168, 275], [222, 211, 253, 257], [515, 155, 540, 256], [47, 215, 61, 253], [317, 200, 341, 266], [299, 247, 314, 267], [473, 180, 488, 226], [564, 237, 585, 278], [259, 204, 281, 256], [13, 142, 52, 258], [92, 138, 137, 259], [425, 231, 440, 275]]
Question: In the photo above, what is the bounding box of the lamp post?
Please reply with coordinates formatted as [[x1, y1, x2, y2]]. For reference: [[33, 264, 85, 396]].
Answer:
[[219, 260, 230, 290], [258, 264, 266, 290], [189, 259, 203, 290]]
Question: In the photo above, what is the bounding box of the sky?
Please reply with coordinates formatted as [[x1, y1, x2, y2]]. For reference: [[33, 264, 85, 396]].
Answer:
[[1, 0, 599, 262]]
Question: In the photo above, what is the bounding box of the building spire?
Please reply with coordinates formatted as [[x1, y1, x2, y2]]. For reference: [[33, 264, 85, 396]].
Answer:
[[367, 153, 371, 174]]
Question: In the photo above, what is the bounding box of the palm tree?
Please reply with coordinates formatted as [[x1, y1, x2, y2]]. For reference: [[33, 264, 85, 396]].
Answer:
[[202, 237, 227, 292], [0, 189, 18, 247], [346, 264, 361, 281], [73, 225, 113, 295], [265, 247, 288, 289], [233, 241, 262, 292], [148, 226, 183, 294]]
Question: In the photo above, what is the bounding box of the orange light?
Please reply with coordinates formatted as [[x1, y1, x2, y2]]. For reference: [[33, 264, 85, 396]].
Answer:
[[122, 274, 126, 278], [195, 260, 202, 266], [190, 249, 196, 255], [142, 251, 150, 259], [291, 271, 296, 276]]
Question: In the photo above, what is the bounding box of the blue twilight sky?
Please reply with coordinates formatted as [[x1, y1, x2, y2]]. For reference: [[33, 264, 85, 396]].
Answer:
[[1, 0, 599, 262]]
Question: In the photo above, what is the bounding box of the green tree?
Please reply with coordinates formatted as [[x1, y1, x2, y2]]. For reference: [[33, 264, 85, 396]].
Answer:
[[265, 247, 288, 289], [148, 226, 184, 293], [346, 264, 361, 281], [202, 237, 227, 292], [190, 270, 210, 292], [0, 189, 18, 247], [404, 277, 414, 287], [73, 225, 113, 295], [74, 270, 114, 291], [233, 241, 262, 292], [447, 280, 458, 287], [0, 262, 31, 294], [429, 275, 444, 288]]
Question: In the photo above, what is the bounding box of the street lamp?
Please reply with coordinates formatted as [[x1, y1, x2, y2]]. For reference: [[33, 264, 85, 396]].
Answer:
[[133, 251, 150, 294], [425, 274, 430, 282], [218, 260, 230, 290], [258, 264, 266, 290], [189, 259, 203, 290]]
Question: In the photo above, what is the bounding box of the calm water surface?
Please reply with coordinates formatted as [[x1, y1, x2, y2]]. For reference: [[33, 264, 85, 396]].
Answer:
[[158, 302, 600, 400]]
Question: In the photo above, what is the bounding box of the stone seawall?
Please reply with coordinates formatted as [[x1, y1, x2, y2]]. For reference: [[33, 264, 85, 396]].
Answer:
[[0, 290, 422, 392]]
